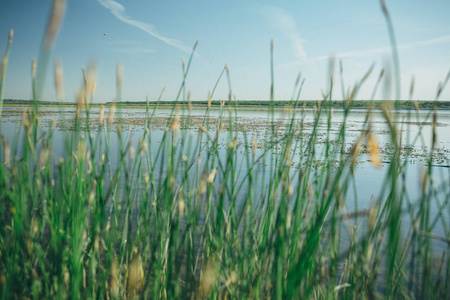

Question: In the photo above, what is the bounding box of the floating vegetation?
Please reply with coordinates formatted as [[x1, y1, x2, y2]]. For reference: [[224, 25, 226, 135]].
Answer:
[[1, 1, 450, 298]]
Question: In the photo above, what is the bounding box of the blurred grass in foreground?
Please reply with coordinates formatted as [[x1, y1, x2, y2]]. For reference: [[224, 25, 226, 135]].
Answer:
[[1, 0, 450, 299]]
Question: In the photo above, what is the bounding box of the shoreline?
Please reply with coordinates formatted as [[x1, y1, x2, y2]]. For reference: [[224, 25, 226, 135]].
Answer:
[[2, 99, 450, 111]]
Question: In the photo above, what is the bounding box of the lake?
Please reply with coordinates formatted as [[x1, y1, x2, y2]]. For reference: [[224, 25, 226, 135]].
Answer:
[[2, 106, 449, 238], [2, 104, 450, 297]]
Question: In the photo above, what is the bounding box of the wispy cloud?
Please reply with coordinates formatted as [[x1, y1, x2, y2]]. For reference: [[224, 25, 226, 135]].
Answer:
[[97, 0, 192, 54], [260, 6, 309, 63], [275, 34, 450, 70], [311, 35, 450, 62]]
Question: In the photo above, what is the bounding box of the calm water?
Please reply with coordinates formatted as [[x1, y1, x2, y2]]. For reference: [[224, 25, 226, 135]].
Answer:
[[1, 106, 450, 251]]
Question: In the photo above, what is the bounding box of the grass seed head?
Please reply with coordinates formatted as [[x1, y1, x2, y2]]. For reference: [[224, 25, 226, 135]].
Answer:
[[63, 267, 70, 288], [207, 169, 217, 184], [367, 133, 381, 168], [31, 216, 38, 235], [94, 235, 99, 251], [82, 63, 97, 103], [109, 257, 120, 298], [31, 59, 37, 80], [76, 90, 85, 114], [350, 139, 362, 167], [108, 103, 116, 124], [421, 169, 428, 193], [91, 80, 97, 100], [199, 258, 219, 297], [21, 110, 29, 128], [1, 134, 10, 168], [8, 29, 13, 45], [117, 63, 123, 92], [139, 137, 147, 154], [54, 58, 64, 100], [198, 124, 209, 135], [170, 113, 180, 131], [286, 212, 292, 229], [229, 136, 237, 148], [199, 176, 207, 194], [129, 142, 134, 161], [178, 199, 185, 216], [0, 30, 13, 81], [182, 57, 186, 74], [75, 139, 86, 162], [127, 254, 143, 297], [288, 183, 294, 196], [144, 172, 150, 188], [187, 91, 192, 110], [88, 190, 95, 204], [43, 0, 66, 50], [226, 271, 237, 286], [99, 104, 105, 123], [39, 149, 49, 168]]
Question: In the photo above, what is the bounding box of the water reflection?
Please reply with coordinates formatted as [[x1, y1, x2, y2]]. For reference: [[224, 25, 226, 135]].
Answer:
[[1, 106, 449, 249]]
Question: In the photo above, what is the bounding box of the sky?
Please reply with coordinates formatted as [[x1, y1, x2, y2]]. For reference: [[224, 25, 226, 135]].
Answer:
[[1, 0, 449, 103]]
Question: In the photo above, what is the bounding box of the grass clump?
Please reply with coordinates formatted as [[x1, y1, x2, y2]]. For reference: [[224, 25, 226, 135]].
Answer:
[[1, 1, 450, 299], [1, 63, 450, 300]]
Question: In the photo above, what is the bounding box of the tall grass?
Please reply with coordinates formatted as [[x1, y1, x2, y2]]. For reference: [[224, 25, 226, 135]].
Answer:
[[1, 1, 450, 299]]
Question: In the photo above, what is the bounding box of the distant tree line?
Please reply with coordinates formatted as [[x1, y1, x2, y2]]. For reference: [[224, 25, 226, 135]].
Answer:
[[111, 99, 450, 110], [3, 98, 450, 110]]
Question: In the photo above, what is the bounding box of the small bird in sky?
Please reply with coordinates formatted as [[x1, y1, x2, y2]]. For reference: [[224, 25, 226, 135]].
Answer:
[[103, 32, 108, 36]]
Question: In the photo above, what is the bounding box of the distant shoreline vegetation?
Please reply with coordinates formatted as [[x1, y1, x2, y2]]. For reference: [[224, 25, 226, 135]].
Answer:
[[3, 98, 450, 110]]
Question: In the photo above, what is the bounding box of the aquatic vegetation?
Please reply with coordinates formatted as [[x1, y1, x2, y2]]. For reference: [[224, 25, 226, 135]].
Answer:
[[1, 1, 450, 299], [1, 69, 450, 300]]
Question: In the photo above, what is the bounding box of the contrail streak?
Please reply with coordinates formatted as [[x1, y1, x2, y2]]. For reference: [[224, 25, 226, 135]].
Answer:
[[97, 0, 193, 54]]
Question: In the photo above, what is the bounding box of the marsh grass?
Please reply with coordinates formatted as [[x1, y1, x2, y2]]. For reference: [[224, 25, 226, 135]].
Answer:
[[1, 1, 450, 299], [1, 64, 450, 300]]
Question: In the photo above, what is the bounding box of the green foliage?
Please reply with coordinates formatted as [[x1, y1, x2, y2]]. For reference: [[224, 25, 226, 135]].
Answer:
[[1, 2, 450, 296], [1, 90, 449, 299]]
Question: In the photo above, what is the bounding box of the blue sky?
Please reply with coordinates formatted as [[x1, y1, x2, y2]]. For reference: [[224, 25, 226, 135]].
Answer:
[[1, 0, 449, 102]]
